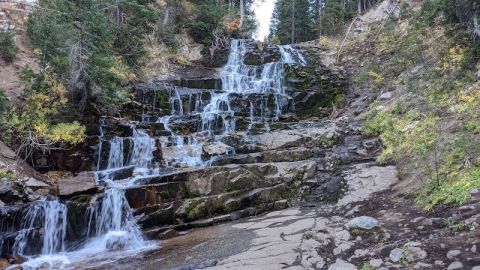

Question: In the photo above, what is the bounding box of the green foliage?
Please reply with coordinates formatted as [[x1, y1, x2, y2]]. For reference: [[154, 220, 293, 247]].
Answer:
[[1, 68, 85, 149], [187, 0, 224, 44], [269, 0, 316, 44], [0, 30, 18, 62], [360, 263, 377, 270], [421, 0, 473, 25], [417, 136, 480, 210], [362, 105, 439, 164], [0, 170, 14, 182], [0, 88, 9, 122]]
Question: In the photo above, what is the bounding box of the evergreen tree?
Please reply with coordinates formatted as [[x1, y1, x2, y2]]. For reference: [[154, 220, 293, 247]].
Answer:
[[26, 0, 159, 109], [270, 0, 316, 44]]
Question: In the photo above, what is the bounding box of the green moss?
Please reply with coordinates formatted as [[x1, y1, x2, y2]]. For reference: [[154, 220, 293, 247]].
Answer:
[[0, 170, 14, 181], [155, 90, 171, 114]]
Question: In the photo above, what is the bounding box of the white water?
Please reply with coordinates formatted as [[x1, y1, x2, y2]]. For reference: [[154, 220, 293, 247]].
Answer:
[[12, 199, 67, 256]]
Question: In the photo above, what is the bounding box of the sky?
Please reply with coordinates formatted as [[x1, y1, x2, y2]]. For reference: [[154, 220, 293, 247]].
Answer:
[[253, 0, 276, 41]]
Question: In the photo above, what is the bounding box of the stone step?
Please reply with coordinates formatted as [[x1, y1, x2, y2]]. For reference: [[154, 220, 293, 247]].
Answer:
[[95, 166, 135, 183], [210, 147, 320, 166], [176, 183, 289, 222], [125, 182, 189, 209], [127, 169, 198, 186]]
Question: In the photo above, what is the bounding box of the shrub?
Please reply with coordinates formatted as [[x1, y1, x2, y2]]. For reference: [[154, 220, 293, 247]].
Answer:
[[0, 88, 9, 119], [0, 31, 18, 62], [2, 68, 85, 154]]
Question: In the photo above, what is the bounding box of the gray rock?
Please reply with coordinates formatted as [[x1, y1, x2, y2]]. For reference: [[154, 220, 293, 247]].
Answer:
[[471, 266, 480, 270], [347, 216, 379, 230], [414, 262, 432, 269], [404, 247, 427, 262], [370, 258, 383, 267], [0, 199, 4, 207], [24, 178, 50, 188], [328, 260, 357, 270], [389, 248, 403, 262], [58, 172, 96, 197], [471, 188, 479, 194], [333, 242, 354, 255], [446, 250, 461, 259], [379, 92, 393, 100], [404, 241, 422, 247], [471, 245, 477, 253], [447, 261, 463, 270]]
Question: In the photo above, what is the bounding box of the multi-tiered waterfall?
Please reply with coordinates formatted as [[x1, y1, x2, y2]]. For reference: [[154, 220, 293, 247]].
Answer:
[[4, 40, 315, 269], [147, 40, 307, 168]]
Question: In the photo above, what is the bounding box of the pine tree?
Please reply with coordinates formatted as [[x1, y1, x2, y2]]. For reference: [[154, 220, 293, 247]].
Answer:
[[270, 0, 316, 44]]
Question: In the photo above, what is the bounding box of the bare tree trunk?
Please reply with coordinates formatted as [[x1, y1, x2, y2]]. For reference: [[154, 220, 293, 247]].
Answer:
[[291, 0, 295, 44], [315, 0, 321, 37], [474, 3, 480, 39], [239, 0, 244, 28], [358, 0, 362, 14], [162, 7, 170, 26]]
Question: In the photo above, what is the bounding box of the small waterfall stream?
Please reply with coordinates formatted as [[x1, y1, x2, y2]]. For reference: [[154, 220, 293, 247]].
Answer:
[[7, 39, 308, 269]]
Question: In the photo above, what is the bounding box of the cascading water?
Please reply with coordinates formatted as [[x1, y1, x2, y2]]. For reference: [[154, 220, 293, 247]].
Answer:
[[12, 199, 67, 256], [86, 127, 156, 252], [141, 39, 308, 167]]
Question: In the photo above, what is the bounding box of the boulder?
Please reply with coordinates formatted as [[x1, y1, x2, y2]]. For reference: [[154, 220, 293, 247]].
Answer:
[[447, 262, 463, 270], [347, 216, 379, 230], [57, 172, 97, 197]]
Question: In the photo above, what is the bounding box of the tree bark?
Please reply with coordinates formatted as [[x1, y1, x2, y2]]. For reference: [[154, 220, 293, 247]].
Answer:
[[291, 0, 295, 44]]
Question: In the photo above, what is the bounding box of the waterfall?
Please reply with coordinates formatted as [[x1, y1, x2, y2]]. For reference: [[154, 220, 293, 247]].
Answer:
[[86, 128, 155, 250], [127, 129, 155, 169], [199, 40, 288, 135], [12, 199, 67, 256], [83, 181, 145, 252], [107, 137, 124, 169], [279, 45, 308, 66]]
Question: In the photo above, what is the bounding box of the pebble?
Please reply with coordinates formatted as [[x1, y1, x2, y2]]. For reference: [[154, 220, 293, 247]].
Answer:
[[471, 266, 480, 270], [447, 250, 461, 259], [471, 245, 477, 253], [470, 188, 479, 194], [447, 261, 463, 270]]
